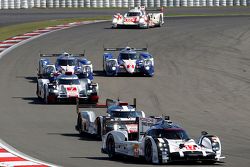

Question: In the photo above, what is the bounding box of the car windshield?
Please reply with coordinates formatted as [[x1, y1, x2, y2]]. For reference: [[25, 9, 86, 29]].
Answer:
[[110, 111, 142, 118], [127, 12, 140, 16], [58, 79, 80, 85], [149, 129, 189, 140], [120, 53, 138, 60], [57, 59, 76, 66]]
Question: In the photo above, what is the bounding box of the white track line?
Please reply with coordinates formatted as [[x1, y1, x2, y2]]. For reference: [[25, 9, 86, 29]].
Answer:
[[0, 139, 58, 167]]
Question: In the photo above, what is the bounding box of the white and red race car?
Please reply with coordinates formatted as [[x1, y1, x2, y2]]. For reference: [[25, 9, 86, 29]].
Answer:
[[112, 6, 164, 29]]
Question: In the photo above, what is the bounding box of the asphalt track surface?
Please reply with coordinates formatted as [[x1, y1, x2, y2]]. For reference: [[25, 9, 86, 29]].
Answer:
[[1, 7, 250, 27], [0, 15, 250, 167]]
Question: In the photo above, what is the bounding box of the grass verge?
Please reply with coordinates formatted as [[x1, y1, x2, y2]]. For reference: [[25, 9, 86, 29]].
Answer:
[[1, 12, 250, 41], [0, 16, 111, 41]]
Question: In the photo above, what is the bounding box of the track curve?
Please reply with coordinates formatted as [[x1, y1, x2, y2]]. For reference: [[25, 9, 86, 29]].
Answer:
[[0, 16, 250, 167]]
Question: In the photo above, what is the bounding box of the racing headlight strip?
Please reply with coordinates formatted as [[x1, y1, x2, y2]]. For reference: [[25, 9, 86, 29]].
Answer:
[[212, 142, 220, 152]]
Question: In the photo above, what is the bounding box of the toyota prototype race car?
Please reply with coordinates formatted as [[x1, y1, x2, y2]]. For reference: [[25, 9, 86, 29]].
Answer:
[[112, 6, 164, 29], [37, 52, 94, 81], [103, 46, 154, 76], [36, 71, 99, 104], [102, 116, 225, 164], [75, 98, 145, 139]]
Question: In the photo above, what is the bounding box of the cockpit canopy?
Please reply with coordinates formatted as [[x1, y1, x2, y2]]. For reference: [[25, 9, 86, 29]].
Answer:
[[127, 12, 141, 17], [147, 128, 189, 140], [120, 53, 138, 60], [109, 110, 142, 118], [57, 58, 77, 66]]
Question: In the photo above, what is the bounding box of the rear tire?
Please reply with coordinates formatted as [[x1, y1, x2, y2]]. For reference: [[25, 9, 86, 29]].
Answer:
[[145, 140, 153, 163], [158, 16, 163, 27], [96, 118, 102, 140], [106, 135, 116, 159], [44, 87, 48, 104]]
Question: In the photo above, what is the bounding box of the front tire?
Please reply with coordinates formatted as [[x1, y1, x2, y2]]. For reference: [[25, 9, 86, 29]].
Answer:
[[145, 139, 153, 163], [77, 115, 83, 135], [158, 15, 163, 27], [106, 135, 116, 159]]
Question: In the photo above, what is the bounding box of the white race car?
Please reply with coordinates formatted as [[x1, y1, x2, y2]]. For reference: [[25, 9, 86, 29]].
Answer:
[[75, 98, 145, 139], [36, 72, 99, 104], [102, 116, 225, 164], [112, 6, 164, 29]]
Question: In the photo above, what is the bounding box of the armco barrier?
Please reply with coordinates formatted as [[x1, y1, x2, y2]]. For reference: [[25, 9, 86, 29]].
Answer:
[[0, 0, 249, 9]]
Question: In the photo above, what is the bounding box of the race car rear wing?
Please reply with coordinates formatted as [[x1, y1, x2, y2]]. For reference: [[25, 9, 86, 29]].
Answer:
[[102, 116, 138, 135], [40, 53, 85, 57], [76, 98, 137, 114], [104, 48, 147, 52]]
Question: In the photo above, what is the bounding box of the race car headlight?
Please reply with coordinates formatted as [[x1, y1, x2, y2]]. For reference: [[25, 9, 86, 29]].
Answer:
[[139, 18, 144, 23], [75, 67, 82, 73], [158, 143, 163, 147], [144, 60, 152, 66], [83, 66, 91, 73]]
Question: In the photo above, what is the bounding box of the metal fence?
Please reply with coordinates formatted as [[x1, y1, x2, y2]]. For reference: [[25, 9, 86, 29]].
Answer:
[[0, 0, 249, 9]]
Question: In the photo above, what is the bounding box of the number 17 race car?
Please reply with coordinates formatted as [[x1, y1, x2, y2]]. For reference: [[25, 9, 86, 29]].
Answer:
[[101, 116, 225, 164]]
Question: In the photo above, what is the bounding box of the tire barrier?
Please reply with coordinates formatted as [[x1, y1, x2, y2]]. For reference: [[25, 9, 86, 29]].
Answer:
[[148, 0, 154, 7], [207, 0, 213, 6], [123, 0, 129, 7], [9, 0, 15, 9], [85, 0, 90, 7], [116, 0, 122, 7], [129, 0, 135, 7], [2, 0, 8, 9], [40, 0, 46, 8], [103, 0, 109, 7], [91, 0, 97, 8], [181, 0, 187, 6], [46, 0, 53, 8], [175, 0, 180, 6], [97, 0, 103, 7], [72, 0, 78, 7], [161, 0, 167, 6], [188, 0, 194, 6], [21, 0, 28, 8], [54, 0, 59, 7], [154, 0, 160, 7], [34, 0, 41, 7], [135, 0, 141, 6], [0, 0, 249, 9], [60, 0, 66, 7], [28, 0, 35, 8]]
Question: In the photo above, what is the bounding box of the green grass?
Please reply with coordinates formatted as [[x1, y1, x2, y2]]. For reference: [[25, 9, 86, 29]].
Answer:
[[167, 12, 250, 17], [0, 16, 111, 41], [1, 11, 250, 41]]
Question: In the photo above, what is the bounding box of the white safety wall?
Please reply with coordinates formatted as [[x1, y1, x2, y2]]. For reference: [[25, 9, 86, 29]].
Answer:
[[0, 0, 249, 9]]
